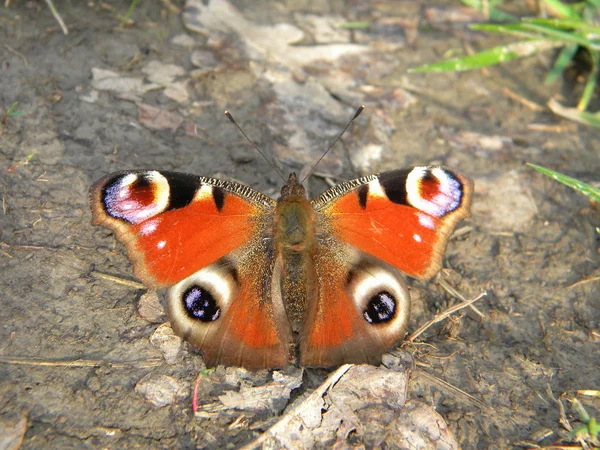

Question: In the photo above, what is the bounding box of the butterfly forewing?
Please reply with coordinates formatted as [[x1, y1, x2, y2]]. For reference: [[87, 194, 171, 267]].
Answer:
[[312, 166, 473, 280]]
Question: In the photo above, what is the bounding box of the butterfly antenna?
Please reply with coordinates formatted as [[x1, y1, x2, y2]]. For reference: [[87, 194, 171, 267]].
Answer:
[[225, 111, 286, 181], [300, 105, 364, 184]]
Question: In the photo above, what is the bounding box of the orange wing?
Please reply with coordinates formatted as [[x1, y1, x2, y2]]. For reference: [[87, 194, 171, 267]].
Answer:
[[299, 246, 411, 367], [90, 170, 291, 368], [312, 166, 473, 280], [299, 166, 472, 367]]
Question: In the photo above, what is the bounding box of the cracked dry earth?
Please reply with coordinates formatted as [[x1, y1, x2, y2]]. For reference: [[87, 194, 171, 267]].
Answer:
[[1, 1, 599, 449]]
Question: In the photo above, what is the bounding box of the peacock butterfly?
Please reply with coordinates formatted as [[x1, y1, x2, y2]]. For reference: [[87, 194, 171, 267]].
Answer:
[[89, 117, 473, 369]]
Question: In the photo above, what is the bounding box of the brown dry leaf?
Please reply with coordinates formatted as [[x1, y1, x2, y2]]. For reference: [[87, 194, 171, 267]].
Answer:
[[138, 103, 184, 132], [217, 368, 303, 415], [91, 68, 160, 101], [135, 374, 187, 407], [244, 361, 457, 448]]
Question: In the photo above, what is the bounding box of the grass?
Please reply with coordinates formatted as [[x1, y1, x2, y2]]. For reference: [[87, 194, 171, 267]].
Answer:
[[529, 163, 600, 202], [411, 0, 600, 127], [1, 102, 24, 125], [571, 398, 600, 446]]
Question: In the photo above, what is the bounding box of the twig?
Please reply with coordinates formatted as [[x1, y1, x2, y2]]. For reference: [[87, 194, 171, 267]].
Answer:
[[0, 242, 59, 251], [0, 355, 163, 368], [404, 291, 487, 343], [4, 45, 28, 66], [415, 369, 485, 408], [240, 364, 353, 450], [90, 271, 145, 289], [44, 0, 68, 35], [502, 87, 544, 111], [527, 123, 576, 133], [161, 0, 181, 13], [567, 274, 600, 289], [438, 278, 485, 318]]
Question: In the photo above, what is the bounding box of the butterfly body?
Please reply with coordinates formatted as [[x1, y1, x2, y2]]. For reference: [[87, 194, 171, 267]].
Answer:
[[90, 166, 472, 369]]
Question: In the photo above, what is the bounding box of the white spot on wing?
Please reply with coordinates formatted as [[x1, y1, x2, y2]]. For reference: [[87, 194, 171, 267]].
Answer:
[[140, 218, 160, 236], [157, 240, 166, 250], [417, 213, 435, 230], [406, 167, 462, 217], [368, 180, 386, 199], [194, 185, 213, 201], [413, 234, 422, 242]]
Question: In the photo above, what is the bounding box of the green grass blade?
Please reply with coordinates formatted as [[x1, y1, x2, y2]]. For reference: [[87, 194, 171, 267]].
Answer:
[[122, 0, 139, 23], [577, 49, 599, 110], [586, 0, 600, 10], [528, 163, 600, 202], [471, 22, 539, 38], [541, 0, 580, 20], [460, 0, 517, 21], [522, 22, 600, 49], [337, 21, 371, 29], [6, 102, 22, 116], [411, 40, 561, 72], [545, 43, 579, 85], [524, 17, 600, 35]]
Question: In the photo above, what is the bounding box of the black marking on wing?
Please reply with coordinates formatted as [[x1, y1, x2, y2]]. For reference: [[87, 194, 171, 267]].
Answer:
[[378, 169, 410, 206], [357, 184, 369, 210], [212, 186, 226, 212], [163, 172, 199, 210]]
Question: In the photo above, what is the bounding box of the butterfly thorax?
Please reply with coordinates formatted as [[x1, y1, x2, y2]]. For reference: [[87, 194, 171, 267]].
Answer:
[[275, 173, 315, 250], [274, 173, 317, 334]]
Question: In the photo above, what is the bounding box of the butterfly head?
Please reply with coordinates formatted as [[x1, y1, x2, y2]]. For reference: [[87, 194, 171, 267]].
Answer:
[[279, 173, 306, 200]]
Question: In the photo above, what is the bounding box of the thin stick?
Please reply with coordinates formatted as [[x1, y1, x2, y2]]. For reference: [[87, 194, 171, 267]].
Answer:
[[567, 274, 600, 288], [501, 87, 544, 111], [225, 111, 286, 181], [438, 278, 485, 318], [4, 45, 28, 66], [44, 0, 69, 35], [91, 271, 145, 289], [0, 355, 162, 368], [415, 369, 485, 408], [405, 291, 487, 343], [301, 105, 364, 184]]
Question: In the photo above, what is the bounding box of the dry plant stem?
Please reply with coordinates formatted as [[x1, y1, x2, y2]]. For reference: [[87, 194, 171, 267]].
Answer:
[[405, 290, 487, 343], [44, 0, 68, 35], [438, 278, 485, 318], [0, 355, 163, 368], [91, 271, 146, 289], [502, 87, 544, 111], [415, 369, 485, 408], [567, 274, 600, 288], [4, 45, 28, 66], [528, 123, 577, 132], [241, 364, 353, 450], [0, 242, 58, 251]]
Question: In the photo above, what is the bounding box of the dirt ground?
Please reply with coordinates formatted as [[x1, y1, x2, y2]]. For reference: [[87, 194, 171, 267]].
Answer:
[[1, 1, 599, 449]]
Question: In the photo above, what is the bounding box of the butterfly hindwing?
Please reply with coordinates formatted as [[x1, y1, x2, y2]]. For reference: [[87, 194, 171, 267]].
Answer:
[[299, 244, 411, 367]]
